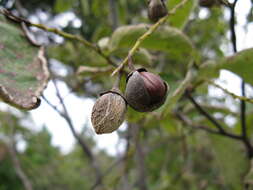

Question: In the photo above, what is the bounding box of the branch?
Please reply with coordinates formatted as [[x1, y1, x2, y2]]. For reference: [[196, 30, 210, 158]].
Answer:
[[229, 0, 238, 53], [44, 79, 103, 188], [7, 128, 33, 190], [207, 80, 253, 104], [77, 66, 113, 75], [108, 126, 135, 189], [90, 156, 125, 190], [0, 8, 117, 67], [91, 126, 137, 190], [229, 0, 253, 159], [185, 90, 253, 158], [175, 112, 242, 140], [133, 124, 147, 190], [185, 91, 227, 134], [108, 0, 118, 30], [241, 81, 247, 136], [111, 0, 189, 76]]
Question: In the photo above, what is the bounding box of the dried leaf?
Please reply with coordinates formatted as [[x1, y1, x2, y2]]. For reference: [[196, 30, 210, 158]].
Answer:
[[0, 15, 49, 110]]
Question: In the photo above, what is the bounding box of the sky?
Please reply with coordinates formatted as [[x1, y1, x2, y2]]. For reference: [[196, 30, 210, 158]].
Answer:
[[30, 80, 127, 155], [1, 0, 253, 156]]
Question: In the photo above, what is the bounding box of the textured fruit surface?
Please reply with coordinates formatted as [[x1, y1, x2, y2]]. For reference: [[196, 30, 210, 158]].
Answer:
[[140, 71, 166, 102], [125, 70, 168, 112], [91, 91, 127, 134]]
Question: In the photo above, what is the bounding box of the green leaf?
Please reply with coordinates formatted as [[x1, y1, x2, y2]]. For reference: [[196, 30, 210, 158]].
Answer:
[[0, 16, 49, 110], [220, 48, 253, 84], [167, 0, 197, 29], [109, 24, 195, 66], [210, 134, 249, 189], [161, 69, 197, 116], [54, 0, 76, 13], [48, 42, 108, 67], [110, 48, 153, 66], [200, 48, 253, 84]]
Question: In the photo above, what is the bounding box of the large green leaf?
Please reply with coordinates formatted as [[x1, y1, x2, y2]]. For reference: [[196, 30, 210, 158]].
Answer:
[[0, 15, 49, 110], [167, 0, 197, 29], [220, 48, 253, 84], [200, 48, 253, 84], [48, 42, 108, 67], [210, 135, 249, 189], [109, 24, 195, 66], [110, 48, 152, 66], [54, 0, 77, 13]]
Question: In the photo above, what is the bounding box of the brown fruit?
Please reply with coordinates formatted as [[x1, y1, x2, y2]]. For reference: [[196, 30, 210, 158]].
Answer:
[[125, 68, 168, 112], [91, 88, 127, 134], [148, 0, 167, 22], [199, 0, 217, 7]]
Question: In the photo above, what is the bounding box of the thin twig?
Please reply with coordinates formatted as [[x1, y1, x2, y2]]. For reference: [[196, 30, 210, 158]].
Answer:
[[207, 80, 253, 104], [108, 0, 118, 30], [0, 8, 117, 67], [108, 126, 134, 189], [90, 156, 126, 190], [43, 80, 104, 188], [176, 112, 242, 140], [241, 81, 247, 137], [185, 91, 226, 134], [111, 0, 189, 76], [8, 143, 33, 190], [229, 0, 253, 159], [7, 125, 33, 190], [229, 0, 238, 53], [133, 124, 148, 190]]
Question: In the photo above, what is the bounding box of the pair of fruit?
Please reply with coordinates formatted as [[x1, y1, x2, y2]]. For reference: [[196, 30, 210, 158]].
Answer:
[[91, 58, 168, 134]]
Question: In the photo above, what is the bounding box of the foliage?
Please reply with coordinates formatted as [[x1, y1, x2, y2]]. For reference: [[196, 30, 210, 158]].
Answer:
[[0, 0, 253, 190], [0, 14, 49, 110]]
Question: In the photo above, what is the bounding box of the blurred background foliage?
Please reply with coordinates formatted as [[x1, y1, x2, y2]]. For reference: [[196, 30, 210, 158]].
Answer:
[[1, 0, 253, 189]]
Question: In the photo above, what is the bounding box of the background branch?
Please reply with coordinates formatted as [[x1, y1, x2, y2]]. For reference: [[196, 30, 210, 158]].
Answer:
[[108, 0, 118, 30], [7, 127, 33, 190], [43, 79, 104, 188], [0, 8, 117, 67], [133, 124, 148, 190], [185, 91, 226, 134], [207, 80, 253, 104], [175, 112, 242, 140], [229, 0, 253, 159]]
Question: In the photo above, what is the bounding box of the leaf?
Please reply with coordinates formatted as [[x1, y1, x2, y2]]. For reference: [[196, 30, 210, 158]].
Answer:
[[48, 42, 107, 67], [209, 134, 249, 189], [54, 0, 77, 13], [109, 24, 195, 66], [161, 69, 197, 116], [200, 48, 253, 84], [110, 48, 153, 66], [167, 0, 197, 29], [220, 48, 253, 84], [0, 16, 49, 110]]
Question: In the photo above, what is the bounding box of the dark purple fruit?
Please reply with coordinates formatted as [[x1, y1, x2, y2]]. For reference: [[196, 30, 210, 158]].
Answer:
[[148, 0, 167, 22], [125, 68, 168, 112], [199, 0, 217, 7]]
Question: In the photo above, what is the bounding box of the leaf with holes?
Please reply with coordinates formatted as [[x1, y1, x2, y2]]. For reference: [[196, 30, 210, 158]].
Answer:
[[0, 15, 49, 110]]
